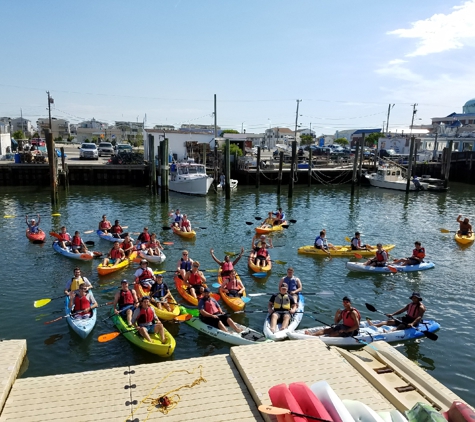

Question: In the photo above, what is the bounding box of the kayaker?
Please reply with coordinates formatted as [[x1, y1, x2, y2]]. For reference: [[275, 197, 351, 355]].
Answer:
[[176, 250, 194, 279], [210, 247, 245, 277], [364, 243, 388, 267], [102, 241, 126, 267], [169, 209, 183, 228], [134, 259, 156, 288], [254, 242, 271, 267], [268, 283, 297, 333], [368, 292, 426, 330], [306, 296, 360, 338], [110, 220, 125, 239], [314, 230, 335, 257], [121, 235, 134, 258], [71, 231, 88, 254], [250, 234, 273, 262], [392, 241, 425, 266], [260, 212, 275, 228], [150, 274, 171, 311], [68, 284, 97, 319], [25, 214, 41, 234], [64, 267, 92, 294], [457, 215, 473, 236], [58, 226, 72, 249], [113, 280, 139, 326], [131, 296, 166, 343], [198, 288, 244, 333], [98, 214, 112, 234], [144, 233, 163, 256], [136, 227, 151, 250], [180, 214, 192, 232], [272, 208, 285, 225], [184, 260, 206, 299], [221, 270, 245, 298], [278, 267, 302, 302], [351, 232, 372, 251]]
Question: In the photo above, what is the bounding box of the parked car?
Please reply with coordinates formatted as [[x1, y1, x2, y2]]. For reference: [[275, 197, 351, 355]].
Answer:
[[98, 142, 114, 157], [379, 149, 398, 158], [115, 144, 133, 155], [79, 143, 99, 160]]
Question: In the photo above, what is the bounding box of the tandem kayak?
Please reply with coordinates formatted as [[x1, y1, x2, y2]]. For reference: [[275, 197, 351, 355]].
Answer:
[[263, 294, 304, 341], [255, 221, 288, 234], [138, 250, 166, 264], [26, 229, 46, 242], [97, 251, 138, 276], [65, 296, 97, 339], [288, 319, 440, 346], [110, 310, 176, 357], [248, 255, 272, 274], [217, 268, 248, 312], [53, 241, 94, 261], [134, 283, 180, 321], [96, 229, 126, 243], [298, 244, 396, 257], [346, 261, 435, 273], [454, 232, 475, 245], [172, 226, 196, 239]]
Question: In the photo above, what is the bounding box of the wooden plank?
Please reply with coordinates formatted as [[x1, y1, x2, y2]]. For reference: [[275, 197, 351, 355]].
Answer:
[[0, 340, 26, 414]]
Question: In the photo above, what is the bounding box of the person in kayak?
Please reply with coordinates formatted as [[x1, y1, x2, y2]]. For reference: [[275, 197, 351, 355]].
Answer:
[[134, 259, 156, 288], [25, 214, 41, 234], [457, 215, 473, 236], [111, 220, 126, 239], [64, 267, 92, 294], [220, 270, 246, 297], [170, 208, 183, 228], [136, 227, 151, 250], [351, 232, 372, 250], [150, 274, 171, 312], [144, 233, 163, 256], [268, 283, 297, 333], [98, 214, 112, 234], [198, 288, 244, 333], [176, 250, 194, 279], [272, 208, 285, 225], [392, 241, 425, 266], [314, 230, 335, 257], [71, 231, 89, 254], [306, 296, 360, 337], [278, 267, 302, 302], [250, 234, 273, 262], [260, 212, 275, 228], [121, 235, 135, 258], [210, 247, 245, 277], [368, 292, 426, 330], [254, 242, 271, 267], [58, 226, 72, 249], [102, 241, 126, 267], [184, 261, 206, 299], [113, 280, 139, 326], [179, 214, 192, 232], [68, 284, 97, 319], [364, 243, 388, 267], [131, 296, 166, 343]]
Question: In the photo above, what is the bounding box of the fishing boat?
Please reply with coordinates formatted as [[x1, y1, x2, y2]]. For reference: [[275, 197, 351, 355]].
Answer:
[[298, 244, 395, 257], [365, 164, 429, 191], [159, 160, 213, 195]]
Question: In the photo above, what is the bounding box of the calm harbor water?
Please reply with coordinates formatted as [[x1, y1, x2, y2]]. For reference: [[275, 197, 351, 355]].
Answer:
[[1, 183, 475, 406]]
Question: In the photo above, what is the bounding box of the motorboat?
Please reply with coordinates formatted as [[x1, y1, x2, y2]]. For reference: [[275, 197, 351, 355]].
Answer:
[[159, 160, 213, 195], [365, 164, 429, 191]]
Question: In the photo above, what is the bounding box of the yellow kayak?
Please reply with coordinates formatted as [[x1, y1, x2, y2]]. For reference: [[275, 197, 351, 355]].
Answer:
[[217, 269, 247, 312], [255, 221, 288, 234], [97, 251, 138, 275], [454, 233, 475, 245], [134, 283, 180, 321], [298, 244, 395, 257], [172, 226, 196, 239], [248, 255, 272, 273]]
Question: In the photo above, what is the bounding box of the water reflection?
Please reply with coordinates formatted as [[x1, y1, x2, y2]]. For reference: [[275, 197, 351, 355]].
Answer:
[[403, 341, 436, 371], [44, 334, 63, 345]]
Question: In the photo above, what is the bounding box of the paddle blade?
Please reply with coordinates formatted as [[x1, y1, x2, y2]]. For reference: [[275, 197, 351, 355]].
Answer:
[[255, 217, 262, 221], [248, 293, 268, 297], [174, 313, 192, 322], [252, 272, 268, 278], [241, 297, 251, 303], [204, 269, 218, 273], [439, 228, 451, 233], [49, 231, 62, 240], [212, 283, 221, 288], [245, 222, 253, 225], [98, 332, 122, 343], [153, 270, 166, 275], [32, 240, 45, 244], [132, 258, 142, 263], [423, 331, 438, 341], [224, 251, 238, 256], [162, 226, 172, 230], [345, 236, 351, 242], [163, 242, 174, 245], [93, 251, 103, 258], [289, 219, 297, 224], [274, 260, 287, 265], [34, 298, 51, 308], [211, 293, 221, 301], [281, 225, 289, 229], [258, 405, 291, 416], [84, 230, 94, 234], [387, 265, 398, 273], [365, 303, 377, 312], [80, 253, 93, 260], [44, 316, 65, 325], [85, 240, 95, 246], [354, 253, 363, 259]]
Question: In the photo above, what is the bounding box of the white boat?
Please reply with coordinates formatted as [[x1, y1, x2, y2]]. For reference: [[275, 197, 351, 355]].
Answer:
[[159, 161, 213, 195], [366, 165, 429, 191], [217, 179, 238, 190], [346, 261, 435, 273], [263, 294, 304, 341], [138, 250, 166, 264]]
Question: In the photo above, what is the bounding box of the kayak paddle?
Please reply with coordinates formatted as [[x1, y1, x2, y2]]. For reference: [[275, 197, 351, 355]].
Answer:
[[34, 295, 66, 308], [258, 404, 331, 421], [44, 301, 113, 325], [248, 291, 333, 297]]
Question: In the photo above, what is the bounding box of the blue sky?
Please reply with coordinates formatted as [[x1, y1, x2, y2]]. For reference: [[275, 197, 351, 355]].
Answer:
[[1, 0, 474, 135]]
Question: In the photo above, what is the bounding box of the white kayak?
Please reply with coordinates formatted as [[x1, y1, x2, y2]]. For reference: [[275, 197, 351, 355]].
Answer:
[[185, 316, 271, 346], [139, 250, 166, 264], [311, 380, 355, 422], [65, 296, 97, 339], [263, 294, 305, 341], [343, 400, 385, 422], [52, 241, 94, 261], [287, 319, 440, 346], [346, 261, 435, 273], [96, 229, 127, 243]]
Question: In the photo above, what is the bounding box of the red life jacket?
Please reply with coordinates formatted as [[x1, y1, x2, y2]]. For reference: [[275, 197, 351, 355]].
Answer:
[[137, 307, 154, 325], [341, 308, 361, 327], [224, 277, 240, 291], [139, 232, 151, 243], [407, 303, 421, 318], [138, 268, 154, 281], [118, 289, 134, 307], [222, 262, 234, 273], [99, 221, 111, 230], [74, 294, 90, 311], [181, 220, 190, 228], [111, 225, 123, 234], [110, 248, 123, 259], [188, 271, 202, 286], [148, 241, 158, 248], [256, 248, 268, 258], [59, 232, 71, 242], [413, 248, 425, 259], [122, 240, 133, 250], [375, 250, 386, 262], [72, 235, 81, 246], [203, 298, 220, 315]]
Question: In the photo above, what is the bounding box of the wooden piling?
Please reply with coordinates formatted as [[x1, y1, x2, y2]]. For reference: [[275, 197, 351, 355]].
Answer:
[[225, 139, 231, 199], [307, 149, 312, 187], [351, 140, 360, 195], [405, 136, 415, 193], [149, 134, 156, 194], [444, 140, 453, 188], [45, 130, 58, 205], [277, 151, 284, 195], [256, 146, 261, 188], [357, 133, 365, 185], [160, 138, 169, 203], [288, 140, 296, 198]]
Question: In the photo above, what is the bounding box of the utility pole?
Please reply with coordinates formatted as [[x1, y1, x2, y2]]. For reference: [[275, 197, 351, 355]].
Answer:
[[406, 104, 418, 193], [213, 94, 218, 191], [386, 104, 394, 135], [47, 91, 54, 130], [289, 99, 301, 198]]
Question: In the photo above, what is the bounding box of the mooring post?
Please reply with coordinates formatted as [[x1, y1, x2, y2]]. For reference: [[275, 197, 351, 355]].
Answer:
[[357, 133, 365, 185], [277, 151, 284, 195], [444, 140, 453, 188], [288, 140, 296, 198], [351, 139, 360, 195], [45, 129, 58, 205], [405, 136, 415, 193], [256, 146, 261, 188], [225, 139, 231, 199], [307, 147, 312, 187], [160, 138, 169, 203], [149, 134, 156, 195]]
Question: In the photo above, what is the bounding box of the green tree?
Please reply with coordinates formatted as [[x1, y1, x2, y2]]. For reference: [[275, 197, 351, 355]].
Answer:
[[32, 131, 40, 138], [300, 134, 314, 145], [334, 137, 349, 146], [135, 132, 144, 147], [365, 132, 384, 147], [12, 130, 25, 140], [221, 129, 240, 135], [220, 142, 243, 156]]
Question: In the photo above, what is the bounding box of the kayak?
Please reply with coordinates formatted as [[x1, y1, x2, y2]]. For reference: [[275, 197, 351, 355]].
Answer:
[[139, 250, 166, 264], [217, 268, 248, 312], [343, 400, 385, 422], [255, 221, 288, 234], [96, 229, 126, 243], [263, 294, 304, 341], [26, 229, 46, 242], [110, 309, 175, 357], [288, 382, 333, 422], [53, 241, 94, 261], [311, 380, 355, 422], [298, 244, 396, 257], [65, 296, 97, 339], [288, 319, 440, 346], [248, 255, 272, 274], [269, 383, 308, 422], [454, 232, 475, 245], [172, 226, 196, 239], [173, 274, 218, 306], [134, 283, 180, 321], [97, 250, 138, 276], [346, 261, 435, 273]]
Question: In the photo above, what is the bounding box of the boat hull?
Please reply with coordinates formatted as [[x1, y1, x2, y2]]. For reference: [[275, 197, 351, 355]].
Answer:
[[217, 269, 247, 312], [96, 230, 125, 243], [298, 244, 395, 257], [134, 283, 180, 321], [53, 241, 94, 261], [26, 229, 46, 242], [263, 294, 304, 340], [454, 233, 475, 245], [172, 226, 196, 239], [255, 221, 288, 234], [97, 251, 138, 275], [139, 250, 166, 264], [346, 261, 434, 273], [65, 296, 97, 339], [248, 256, 272, 274]]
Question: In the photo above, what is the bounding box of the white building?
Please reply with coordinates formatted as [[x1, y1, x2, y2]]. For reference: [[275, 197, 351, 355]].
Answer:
[[264, 127, 300, 149], [11, 118, 35, 138], [0, 123, 11, 155], [37, 117, 70, 140]]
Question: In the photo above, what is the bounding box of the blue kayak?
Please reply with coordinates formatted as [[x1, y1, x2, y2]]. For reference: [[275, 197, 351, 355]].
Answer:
[[65, 296, 97, 339], [52, 241, 94, 261], [346, 261, 435, 273]]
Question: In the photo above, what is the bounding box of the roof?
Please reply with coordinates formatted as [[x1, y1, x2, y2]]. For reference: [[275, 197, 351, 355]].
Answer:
[[352, 129, 382, 135]]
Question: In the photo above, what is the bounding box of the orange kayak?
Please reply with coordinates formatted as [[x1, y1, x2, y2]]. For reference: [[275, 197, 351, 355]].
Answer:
[[134, 283, 180, 320], [248, 255, 272, 274], [217, 269, 247, 312], [97, 251, 137, 276], [26, 229, 46, 242], [174, 274, 219, 306]]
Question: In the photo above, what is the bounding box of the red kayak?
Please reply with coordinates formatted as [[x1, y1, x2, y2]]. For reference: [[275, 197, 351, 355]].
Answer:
[[26, 229, 46, 242], [289, 382, 333, 422], [269, 383, 308, 422]]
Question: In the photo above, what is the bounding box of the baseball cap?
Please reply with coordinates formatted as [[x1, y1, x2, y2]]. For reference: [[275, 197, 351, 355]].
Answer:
[[203, 288, 211, 293], [342, 296, 352, 302], [121, 279, 128, 284], [410, 292, 422, 300]]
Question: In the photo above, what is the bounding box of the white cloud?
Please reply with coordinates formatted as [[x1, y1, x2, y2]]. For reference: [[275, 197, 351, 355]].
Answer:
[[388, 0, 475, 56], [388, 59, 407, 65]]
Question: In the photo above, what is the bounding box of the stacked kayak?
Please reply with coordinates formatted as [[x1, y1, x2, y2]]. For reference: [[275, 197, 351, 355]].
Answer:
[[96, 229, 126, 243], [134, 283, 180, 321], [97, 250, 138, 275], [255, 221, 288, 234], [454, 232, 475, 245], [53, 241, 94, 261], [346, 261, 435, 273], [65, 296, 97, 339], [288, 319, 440, 346], [248, 255, 272, 274], [110, 310, 176, 357], [173, 274, 218, 306], [298, 244, 395, 257], [217, 269, 248, 312], [139, 250, 166, 264], [263, 294, 304, 341], [26, 229, 46, 242], [172, 226, 196, 239]]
